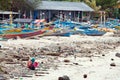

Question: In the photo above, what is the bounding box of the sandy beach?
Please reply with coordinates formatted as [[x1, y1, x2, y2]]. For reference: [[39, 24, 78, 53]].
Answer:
[[1, 0, 120, 80], [0, 34, 120, 80]]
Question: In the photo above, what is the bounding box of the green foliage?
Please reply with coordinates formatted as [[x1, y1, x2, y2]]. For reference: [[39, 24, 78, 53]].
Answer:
[[84, 0, 101, 11], [0, 0, 11, 11], [51, 0, 84, 2], [0, 0, 41, 11], [96, 0, 118, 9], [25, 0, 41, 9], [96, 0, 118, 18]]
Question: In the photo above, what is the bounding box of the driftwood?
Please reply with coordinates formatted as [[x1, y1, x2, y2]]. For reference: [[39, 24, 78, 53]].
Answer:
[[46, 53, 61, 56]]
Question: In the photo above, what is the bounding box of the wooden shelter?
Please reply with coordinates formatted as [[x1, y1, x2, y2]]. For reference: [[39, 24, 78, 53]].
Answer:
[[34, 1, 94, 22]]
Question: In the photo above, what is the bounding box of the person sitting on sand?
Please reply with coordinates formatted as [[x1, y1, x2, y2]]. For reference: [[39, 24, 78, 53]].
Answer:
[[27, 57, 38, 70]]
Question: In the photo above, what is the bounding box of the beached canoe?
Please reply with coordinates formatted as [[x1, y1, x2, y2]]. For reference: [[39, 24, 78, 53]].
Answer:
[[47, 29, 72, 37], [115, 26, 120, 30], [84, 29, 106, 36], [49, 32, 71, 37], [0, 25, 55, 39], [1, 29, 46, 39]]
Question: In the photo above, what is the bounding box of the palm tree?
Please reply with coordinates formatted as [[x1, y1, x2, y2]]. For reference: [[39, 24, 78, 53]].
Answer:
[[84, 0, 101, 12], [96, 0, 118, 10], [96, 0, 118, 18], [25, 0, 41, 9]]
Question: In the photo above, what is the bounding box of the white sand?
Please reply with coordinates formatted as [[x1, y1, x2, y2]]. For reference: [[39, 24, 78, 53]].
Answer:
[[19, 48, 120, 80], [10, 48, 120, 80], [0, 35, 120, 80]]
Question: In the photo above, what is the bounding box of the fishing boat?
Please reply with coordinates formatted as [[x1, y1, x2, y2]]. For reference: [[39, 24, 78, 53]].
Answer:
[[0, 24, 55, 39], [51, 31, 71, 37], [0, 17, 56, 39], [115, 26, 120, 30], [46, 28, 72, 37], [83, 29, 106, 36], [1, 29, 46, 39]]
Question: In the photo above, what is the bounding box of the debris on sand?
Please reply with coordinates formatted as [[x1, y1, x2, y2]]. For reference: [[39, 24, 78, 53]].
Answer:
[[110, 63, 116, 67], [0, 35, 119, 80], [115, 53, 120, 58], [83, 74, 87, 78], [58, 75, 70, 80]]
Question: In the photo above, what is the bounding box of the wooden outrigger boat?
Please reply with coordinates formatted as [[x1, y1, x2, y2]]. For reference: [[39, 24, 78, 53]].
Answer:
[[5, 28, 22, 33], [83, 29, 106, 36], [1, 29, 46, 39], [1, 25, 54, 39]]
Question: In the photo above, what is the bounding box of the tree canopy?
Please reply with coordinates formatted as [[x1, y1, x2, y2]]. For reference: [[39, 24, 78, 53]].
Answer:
[[96, 0, 118, 9], [0, 0, 11, 11], [0, 0, 41, 11], [84, 0, 101, 11]]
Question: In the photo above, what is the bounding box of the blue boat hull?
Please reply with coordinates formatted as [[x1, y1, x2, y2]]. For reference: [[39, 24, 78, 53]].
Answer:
[[84, 29, 106, 36]]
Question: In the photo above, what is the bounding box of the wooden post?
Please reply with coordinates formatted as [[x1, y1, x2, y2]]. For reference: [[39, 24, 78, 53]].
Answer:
[[81, 11, 83, 22], [48, 10, 51, 22], [30, 10, 32, 19], [60, 11, 62, 21], [69, 11, 71, 21], [9, 11, 13, 24], [18, 10, 20, 19], [40, 11, 42, 19], [77, 11, 79, 22], [103, 11, 106, 27], [100, 11, 103, 25], [74, 11, 75, 21], [2, 14, 4, 20]]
